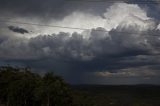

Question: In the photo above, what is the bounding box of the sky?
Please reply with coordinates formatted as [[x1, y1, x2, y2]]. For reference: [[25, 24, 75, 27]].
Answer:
[[0, 0, 160, 84]]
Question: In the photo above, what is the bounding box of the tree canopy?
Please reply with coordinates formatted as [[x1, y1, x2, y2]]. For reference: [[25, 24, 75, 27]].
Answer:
[[0, 66, 73, 106]]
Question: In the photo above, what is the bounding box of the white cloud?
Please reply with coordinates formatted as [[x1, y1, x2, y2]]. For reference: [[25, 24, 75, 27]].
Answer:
[[103, 3, 156, 31], [4, 2, 157, 39], [157, 23, 160, 30], [0, 3, 160, 62], [95, 67, 158, 78]]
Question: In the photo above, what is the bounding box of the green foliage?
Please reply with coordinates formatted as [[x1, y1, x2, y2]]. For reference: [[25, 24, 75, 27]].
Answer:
[[1, 66, 160, 106], [35, 72, 73, 106], [0, 66, 73, 106]]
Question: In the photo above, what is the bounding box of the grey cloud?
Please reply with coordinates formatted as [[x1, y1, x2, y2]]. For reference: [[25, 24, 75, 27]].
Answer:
[[1, 25, 160, 83], [0, 0, 112, 20], [8, 26, 29, 34], [0, 35, 10, 44], [0, 0, 159, 22], [1, 1, 160, 84], [1, 25, 160, 71]]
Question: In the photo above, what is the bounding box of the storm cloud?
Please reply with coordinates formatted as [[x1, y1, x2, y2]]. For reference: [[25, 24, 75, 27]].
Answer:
[[0, 1, 160, 84], [8, 26, 29, 34]]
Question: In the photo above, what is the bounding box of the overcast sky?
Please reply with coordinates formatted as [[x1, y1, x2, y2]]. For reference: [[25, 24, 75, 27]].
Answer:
[[0, 0, 160, 84]]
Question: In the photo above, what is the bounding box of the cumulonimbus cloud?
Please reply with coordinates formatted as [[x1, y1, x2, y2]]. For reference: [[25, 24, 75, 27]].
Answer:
[[0, 2, 160, 83], [1, 3, 159, 60]]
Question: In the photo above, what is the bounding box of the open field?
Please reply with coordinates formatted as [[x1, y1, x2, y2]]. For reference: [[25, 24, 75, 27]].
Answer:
[[72, 85, 160, 106]]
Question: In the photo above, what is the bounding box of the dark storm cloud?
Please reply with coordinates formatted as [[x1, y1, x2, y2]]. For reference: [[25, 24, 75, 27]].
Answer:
[[0, 0, 112, 20], [0, 1, 160, 84], [0, 35, 10, 44], [27, 28, 151, 61], [1, 25, 160, 72], [0, 0, 159, 25], [8, 26, 29, 34], [1, 25, 160, 83], [0, 0, 159, 20], [0, 0, 66, 18]]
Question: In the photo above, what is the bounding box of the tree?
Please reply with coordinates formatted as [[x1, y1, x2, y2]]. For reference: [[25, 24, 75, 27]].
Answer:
[[35, 72, 73, 106], [7, 70, 39, 106], [0, 66, 20, 105], [0, 66, 74, 106]]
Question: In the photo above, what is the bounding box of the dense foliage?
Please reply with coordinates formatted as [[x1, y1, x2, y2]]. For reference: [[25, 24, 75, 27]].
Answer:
[[1, 66, 160, 106], [0, 66, 73, 106]]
